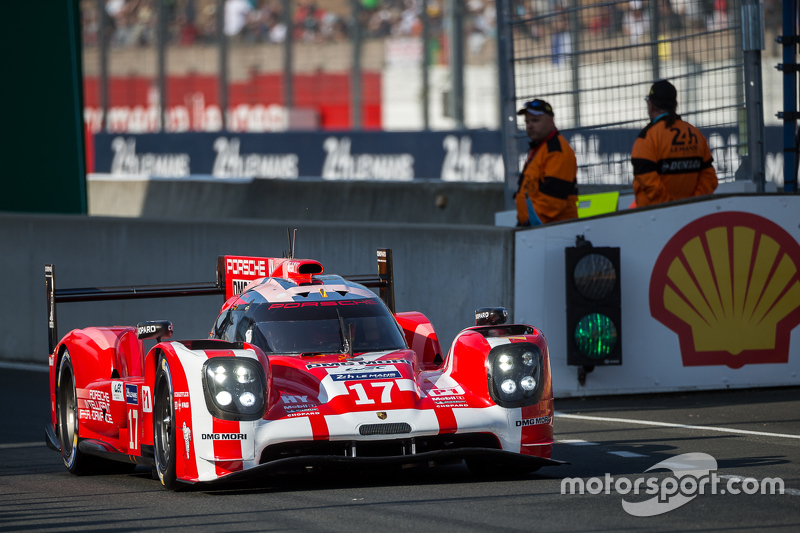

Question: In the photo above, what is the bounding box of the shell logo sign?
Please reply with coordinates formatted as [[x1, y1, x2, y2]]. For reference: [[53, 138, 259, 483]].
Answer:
[[649, 212, 800, 369]]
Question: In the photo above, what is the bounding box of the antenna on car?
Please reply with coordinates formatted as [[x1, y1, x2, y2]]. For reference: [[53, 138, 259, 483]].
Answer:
[[284, 228, 298, 259]]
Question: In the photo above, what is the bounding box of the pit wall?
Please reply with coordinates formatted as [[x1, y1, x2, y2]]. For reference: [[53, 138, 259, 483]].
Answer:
[[0, 214, 513, 368], [516, 194, 800, 397]]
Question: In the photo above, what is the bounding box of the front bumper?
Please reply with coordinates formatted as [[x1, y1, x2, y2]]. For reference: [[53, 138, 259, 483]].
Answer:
[[193, 447, 567, 486]]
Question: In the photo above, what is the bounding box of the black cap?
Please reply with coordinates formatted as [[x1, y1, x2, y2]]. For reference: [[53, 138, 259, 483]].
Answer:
[[517, 99, 554, 117], [646, 80, 677, 109]]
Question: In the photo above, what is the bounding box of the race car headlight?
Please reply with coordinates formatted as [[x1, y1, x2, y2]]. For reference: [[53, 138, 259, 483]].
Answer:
[[202, 358, 267, 421], [487, 344, 544, 408]]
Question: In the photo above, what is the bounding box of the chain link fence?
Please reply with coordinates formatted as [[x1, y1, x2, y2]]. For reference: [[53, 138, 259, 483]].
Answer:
[[498, 0, 754, 187]]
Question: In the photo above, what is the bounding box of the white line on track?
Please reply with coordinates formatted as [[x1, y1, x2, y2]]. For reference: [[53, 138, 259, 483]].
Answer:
[[554, 412, 800, 440], [607, 450, 649, 458]]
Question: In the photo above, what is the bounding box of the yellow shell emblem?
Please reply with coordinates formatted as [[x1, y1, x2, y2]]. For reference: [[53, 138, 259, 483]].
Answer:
[[650, 212, 800, 369]]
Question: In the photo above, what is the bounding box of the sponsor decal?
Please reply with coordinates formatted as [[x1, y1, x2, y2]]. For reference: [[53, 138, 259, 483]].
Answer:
[[174, 391, 189, 398], [427, 386, 468, 407], [307, 358, 409, 369], [269, 299, 379, 310], [660, 157, 702, 174], [281, 394, 319, 413], [182, 422, 192, 458], [212, 137, 298, 179], [111, 381, 124, 402], [141, 386, 152, 413], [174, 400, 190, 411], [427, 386, 465, 397], [79, 389, 112, 424], [137, 323, 170, 337], [125, 383, 138, 405], [516, 416, 551, 426], [201, 433, 248, 440], [331, 369, 402, 382], [232, 279, 249, 296], [282, 394, 311, 404], [650, 212, 800, 368], [322, 137, 414, 181], [441, 135, 504, 182], [226, 257, 266, 277], [476, 311, 490, 321], [110, 137, 190, 177]]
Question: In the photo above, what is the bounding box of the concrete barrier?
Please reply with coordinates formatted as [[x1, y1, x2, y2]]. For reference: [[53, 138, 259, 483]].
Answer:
[[87, 176, 508, 225], [0, 213, 514, 366]]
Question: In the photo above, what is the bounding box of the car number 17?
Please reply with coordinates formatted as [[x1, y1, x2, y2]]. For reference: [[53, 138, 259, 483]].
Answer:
[[348, 382, 394, 405]]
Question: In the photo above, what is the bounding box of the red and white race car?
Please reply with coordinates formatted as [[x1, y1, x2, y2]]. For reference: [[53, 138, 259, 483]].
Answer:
[[45, 248, 561, 489]]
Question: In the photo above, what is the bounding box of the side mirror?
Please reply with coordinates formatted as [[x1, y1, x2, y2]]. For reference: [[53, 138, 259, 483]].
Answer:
[[475, 307, 508, 326], [136, 321, 173, 341]]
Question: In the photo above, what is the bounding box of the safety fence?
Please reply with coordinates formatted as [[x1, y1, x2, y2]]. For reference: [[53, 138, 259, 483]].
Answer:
[[496, 0, 762, 188]]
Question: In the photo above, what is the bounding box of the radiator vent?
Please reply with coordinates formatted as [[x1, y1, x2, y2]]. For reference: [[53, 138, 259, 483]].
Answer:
[[358, 423, 412, 436]]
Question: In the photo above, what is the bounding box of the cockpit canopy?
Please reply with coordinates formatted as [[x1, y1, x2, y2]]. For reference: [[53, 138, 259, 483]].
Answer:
[[211, 297, 407, 355]]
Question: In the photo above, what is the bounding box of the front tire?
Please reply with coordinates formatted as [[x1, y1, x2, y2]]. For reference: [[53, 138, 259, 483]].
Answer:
[[57, 352, 93, 475], [153, 356, 178, 489]]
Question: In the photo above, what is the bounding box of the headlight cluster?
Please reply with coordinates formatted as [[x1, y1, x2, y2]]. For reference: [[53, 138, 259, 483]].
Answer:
[[487, 343, 543, 408], [202, 357, 267, 421]]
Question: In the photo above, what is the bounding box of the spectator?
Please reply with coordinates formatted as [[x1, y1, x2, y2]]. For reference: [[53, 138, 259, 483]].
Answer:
[[225, 0, 253, 38], [630, 80, 718, 207], [550, 6, 571, 65], [514, 99, 579, 226], [623, 1, 649, 45]]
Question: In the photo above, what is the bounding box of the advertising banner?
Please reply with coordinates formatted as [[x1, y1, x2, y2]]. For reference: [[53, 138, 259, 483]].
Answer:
[[94, 127, 785, 184], [514, 194, 800, 397]]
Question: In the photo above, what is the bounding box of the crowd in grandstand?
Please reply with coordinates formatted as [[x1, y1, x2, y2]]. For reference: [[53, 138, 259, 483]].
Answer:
[[80, 0, 783, 59], [81, 0, 497, 50]]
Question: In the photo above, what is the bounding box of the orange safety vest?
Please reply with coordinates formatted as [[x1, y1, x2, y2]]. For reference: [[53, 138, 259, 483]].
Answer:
[[515, 131, 578, 225], [631, 114, 718, 207]]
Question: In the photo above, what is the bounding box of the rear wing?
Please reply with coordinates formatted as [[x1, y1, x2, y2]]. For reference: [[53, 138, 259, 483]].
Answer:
[[45, 248, 395, 355]]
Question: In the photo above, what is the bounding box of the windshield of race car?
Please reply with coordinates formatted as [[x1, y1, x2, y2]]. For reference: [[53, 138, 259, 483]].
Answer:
[[212, 297, 407, 355]]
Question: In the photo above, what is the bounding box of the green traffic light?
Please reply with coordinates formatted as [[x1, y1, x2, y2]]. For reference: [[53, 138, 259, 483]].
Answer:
[[574, 313, 618, 359]]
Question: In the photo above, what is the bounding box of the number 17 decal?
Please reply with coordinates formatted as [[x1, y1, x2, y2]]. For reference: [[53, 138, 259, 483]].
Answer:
[[348, 382, 394, 405]]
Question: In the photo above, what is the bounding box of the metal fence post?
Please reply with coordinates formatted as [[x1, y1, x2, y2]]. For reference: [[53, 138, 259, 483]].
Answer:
[[157, 0, 167, 132], [779, 0, 799, 192], [97, 0, 107, 132], [648, 0, 660, 81], [447, 0, 465, 129], [351, 0, 362, 131], [217, 0, 227, 131], [742, 0, 766, 192], [496, 0, 519, 211], [568, 0, 581, 128], [421, 1, 430, 130], [282, 0, 293, 113]]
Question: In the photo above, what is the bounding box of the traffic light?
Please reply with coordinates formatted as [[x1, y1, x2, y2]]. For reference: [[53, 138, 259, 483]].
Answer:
[[565, 242, 621, 367]]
